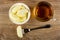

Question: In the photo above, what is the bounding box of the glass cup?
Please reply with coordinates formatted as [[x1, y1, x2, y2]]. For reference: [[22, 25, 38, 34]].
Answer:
[[33, 1, 56, 22], [9, 3, 30, 24]]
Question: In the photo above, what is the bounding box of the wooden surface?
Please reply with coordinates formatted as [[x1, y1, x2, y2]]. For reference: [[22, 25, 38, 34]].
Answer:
[[0, 0, 60, 40]]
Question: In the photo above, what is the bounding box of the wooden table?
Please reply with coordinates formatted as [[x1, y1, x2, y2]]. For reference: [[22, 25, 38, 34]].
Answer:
[[0, 0, 60, 40]]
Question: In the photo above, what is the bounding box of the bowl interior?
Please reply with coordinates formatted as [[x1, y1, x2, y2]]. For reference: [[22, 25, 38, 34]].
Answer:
[[9, 3, 30, 24]]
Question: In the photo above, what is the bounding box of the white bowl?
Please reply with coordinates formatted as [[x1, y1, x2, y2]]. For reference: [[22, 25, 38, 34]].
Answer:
[[9, 3, 30, 24]]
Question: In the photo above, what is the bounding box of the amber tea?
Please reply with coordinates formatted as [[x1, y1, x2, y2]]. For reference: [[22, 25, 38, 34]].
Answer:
[[33, 1, 53, 22]]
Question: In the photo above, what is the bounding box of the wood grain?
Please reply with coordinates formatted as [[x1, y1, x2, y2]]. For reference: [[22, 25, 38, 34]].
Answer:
[[0, 0, 60, 40]]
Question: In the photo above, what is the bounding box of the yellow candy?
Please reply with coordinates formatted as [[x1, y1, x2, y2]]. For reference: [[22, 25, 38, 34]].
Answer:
[[16, 9, 28, 17], [11, 5, 21, 14], [15, 17, 26, 22]]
